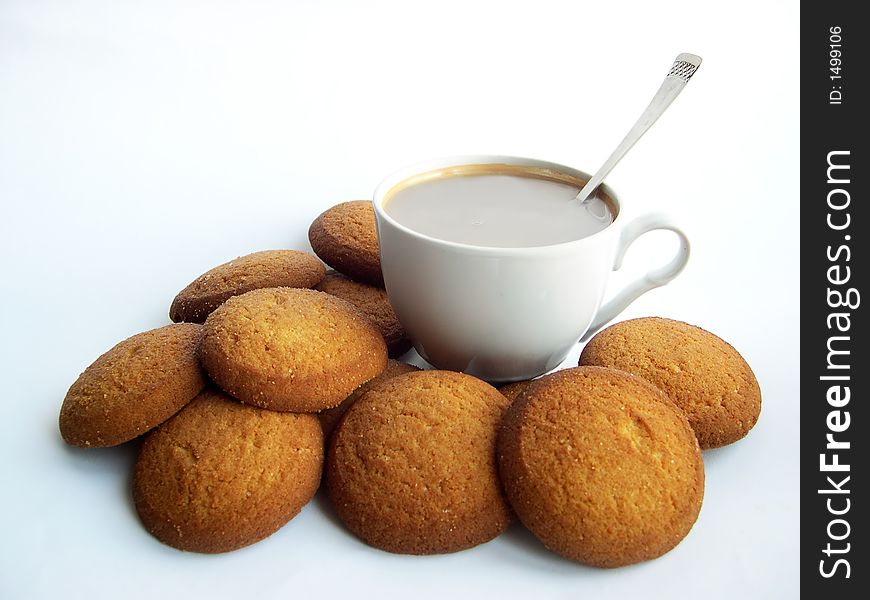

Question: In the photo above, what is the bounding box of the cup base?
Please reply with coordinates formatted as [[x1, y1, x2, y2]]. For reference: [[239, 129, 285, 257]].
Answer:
[[415, 343, 572, 384]]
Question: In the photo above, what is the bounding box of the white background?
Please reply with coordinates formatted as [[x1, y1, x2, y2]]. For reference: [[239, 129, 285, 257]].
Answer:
[[0, 1, 799, 598]]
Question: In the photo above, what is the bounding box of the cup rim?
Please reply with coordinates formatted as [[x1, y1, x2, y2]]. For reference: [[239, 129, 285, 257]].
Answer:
[[372, 155, 622, 255]]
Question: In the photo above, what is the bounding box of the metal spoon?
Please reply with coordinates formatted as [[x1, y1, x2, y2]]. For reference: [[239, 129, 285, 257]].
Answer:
[[575, 52, 702, 204]]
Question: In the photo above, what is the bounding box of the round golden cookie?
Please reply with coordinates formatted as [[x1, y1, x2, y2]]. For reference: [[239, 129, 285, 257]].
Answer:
[[199, 287, 387, 412], [318, 359, 420, 438], [308, 201, 383, 285], [170, 250, 325, 323], [327, 370, 512, 554], [315, 272, 410, 357], [59, 323, 205, 448], [498, 366, 704, 568], [579, 317, 762, 449], [498, 379, 533, 402], [133, 388, 323, 553]]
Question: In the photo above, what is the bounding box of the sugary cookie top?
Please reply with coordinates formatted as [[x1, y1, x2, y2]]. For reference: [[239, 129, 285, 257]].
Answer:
[[580, 317, 762, 448]]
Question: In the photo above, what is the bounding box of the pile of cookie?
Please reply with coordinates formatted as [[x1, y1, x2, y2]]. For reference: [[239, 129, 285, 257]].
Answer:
[[59, 200, 761, 567]]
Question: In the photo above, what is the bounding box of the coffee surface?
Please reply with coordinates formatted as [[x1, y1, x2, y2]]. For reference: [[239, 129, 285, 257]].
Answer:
[[384, 167, 613, 248]]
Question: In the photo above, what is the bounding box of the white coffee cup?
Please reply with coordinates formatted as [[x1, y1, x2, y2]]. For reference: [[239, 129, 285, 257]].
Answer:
[[373, 155, 690, 382]]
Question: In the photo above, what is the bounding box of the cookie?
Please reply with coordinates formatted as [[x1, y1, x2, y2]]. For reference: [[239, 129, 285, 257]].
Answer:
[[59, 323, 205, 448], [498, 366, 704, 568], [318, 359, 421, 438], [308, 201, 383, 285], [170, 250, 325, 323], [315, 272, 411, 357], [498, 379, 533, 402], [199, 287, 387, 412], [133, 388, 323, 553], [579, 317, 762, 448], [327, 370, 512, 554]]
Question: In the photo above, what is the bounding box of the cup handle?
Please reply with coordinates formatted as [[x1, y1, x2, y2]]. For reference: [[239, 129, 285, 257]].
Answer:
[[581, 212, 690, 342]]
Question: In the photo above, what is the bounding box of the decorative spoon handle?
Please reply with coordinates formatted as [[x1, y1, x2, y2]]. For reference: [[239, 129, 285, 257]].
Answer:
[[575, 53, 702, 203]]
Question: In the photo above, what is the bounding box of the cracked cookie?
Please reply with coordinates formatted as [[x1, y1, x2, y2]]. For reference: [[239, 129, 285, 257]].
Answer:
[[579, 317, 762, 448], [326, 370, 512, 554], [308, 201, 383, 285], [60, 323, 205, 448], [132, 387, 323, 553], [170, 250, 325, 323], [498, 366, 704, 567], [199, 287, 387, 412]]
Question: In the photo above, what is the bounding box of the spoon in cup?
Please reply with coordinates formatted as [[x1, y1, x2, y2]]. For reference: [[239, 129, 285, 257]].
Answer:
[[575, 52, 702, 204]]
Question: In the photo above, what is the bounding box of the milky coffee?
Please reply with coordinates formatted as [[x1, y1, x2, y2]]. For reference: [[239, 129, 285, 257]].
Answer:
[[383, 164, 615, 248]]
